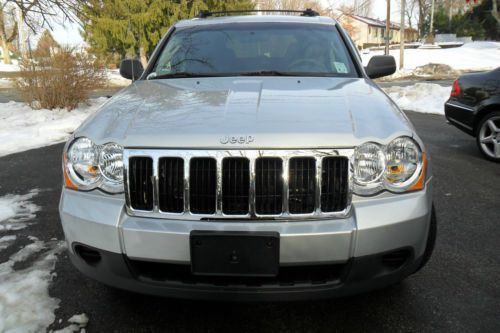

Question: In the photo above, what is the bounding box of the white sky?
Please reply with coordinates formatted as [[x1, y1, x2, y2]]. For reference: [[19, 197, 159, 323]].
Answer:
[[51, 20, 84, 47], [48, 0, 401, 46]]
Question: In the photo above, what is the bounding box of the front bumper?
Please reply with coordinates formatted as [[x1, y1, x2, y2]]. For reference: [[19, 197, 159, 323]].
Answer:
[[59, 180, 433, 300]]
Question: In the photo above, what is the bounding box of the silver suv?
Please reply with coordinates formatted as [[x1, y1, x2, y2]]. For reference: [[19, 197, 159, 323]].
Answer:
[[59, 11, 436, 301]]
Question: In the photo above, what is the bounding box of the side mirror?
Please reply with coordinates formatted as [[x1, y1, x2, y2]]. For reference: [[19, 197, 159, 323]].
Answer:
[[119, 59, 144, 81], [365, 55, 396, 79]]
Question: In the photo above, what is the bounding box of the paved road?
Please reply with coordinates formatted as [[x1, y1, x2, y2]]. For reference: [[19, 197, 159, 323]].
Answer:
[[0, 111, 499, 332]]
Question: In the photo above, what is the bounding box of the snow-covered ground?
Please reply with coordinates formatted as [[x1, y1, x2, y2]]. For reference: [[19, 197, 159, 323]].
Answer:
[[383, 83, 451, 115], [362, 41, 500, 73], [0, 237, 65, 333], [0, 61, 20, 72], [107, 68, 131, 86], [0, 190, 88, 332], [0, 97, 109, 157], [0, 189, 40, 231]]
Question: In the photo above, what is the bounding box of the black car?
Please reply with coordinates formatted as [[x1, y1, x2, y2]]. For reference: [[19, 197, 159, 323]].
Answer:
[[445, 68, 500, 162]]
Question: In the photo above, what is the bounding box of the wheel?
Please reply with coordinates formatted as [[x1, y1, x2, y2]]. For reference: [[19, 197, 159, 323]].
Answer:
[[476, 111, 500, 162], [413, 204, 437, 274]]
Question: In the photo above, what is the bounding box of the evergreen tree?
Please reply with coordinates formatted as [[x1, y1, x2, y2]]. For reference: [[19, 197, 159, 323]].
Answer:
[[79, 0, 254, 66]]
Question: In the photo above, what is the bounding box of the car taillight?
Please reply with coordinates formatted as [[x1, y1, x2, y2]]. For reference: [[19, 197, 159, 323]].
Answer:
[[450, 79, 461, 97]]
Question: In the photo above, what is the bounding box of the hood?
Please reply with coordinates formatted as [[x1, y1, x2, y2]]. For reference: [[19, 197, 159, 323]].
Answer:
[[77, 77, 415, 149]]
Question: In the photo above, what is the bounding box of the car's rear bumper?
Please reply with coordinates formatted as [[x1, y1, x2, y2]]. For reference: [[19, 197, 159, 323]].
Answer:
[[59, 179, 433, 300], [444, 100, 476, 136]]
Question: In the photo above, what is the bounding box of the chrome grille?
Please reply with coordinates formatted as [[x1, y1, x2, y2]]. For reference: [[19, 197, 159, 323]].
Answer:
[[255, 157, 283, 215], [125, 149, 353, 220], [158, 157, 184, 213], [321, 157, 349, 212], [288, 157, 316, 214], [189, 158, 217, 214], [128, 157, 154, 211], [222, 157, 250, 215]]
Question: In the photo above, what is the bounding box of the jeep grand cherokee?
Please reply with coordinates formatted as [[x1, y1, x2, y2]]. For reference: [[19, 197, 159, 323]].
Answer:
[[59, 11, 436, 301]]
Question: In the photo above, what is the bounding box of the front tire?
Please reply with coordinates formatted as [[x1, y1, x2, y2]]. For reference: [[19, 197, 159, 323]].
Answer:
[[476, 111, 500, 162]]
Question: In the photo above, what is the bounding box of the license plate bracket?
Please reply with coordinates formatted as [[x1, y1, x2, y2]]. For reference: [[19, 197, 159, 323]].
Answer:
[[190, 231, 280, 277]]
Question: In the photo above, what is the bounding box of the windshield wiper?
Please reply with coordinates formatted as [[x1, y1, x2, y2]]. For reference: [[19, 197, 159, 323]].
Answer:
[[239, 70, 300, 77], [149, 72, 222, 79]]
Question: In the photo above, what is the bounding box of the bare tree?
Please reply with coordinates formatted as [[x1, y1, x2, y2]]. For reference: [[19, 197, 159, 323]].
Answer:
[[0, 2, 16, 64], [352, 0, 372, 16], [0, 0, 79, 63], [9, 0, 78, 31], [330, 4, 359, 37], [257, 0, 324, 12], [417, 0, 432, 37], [397, 0, 418, 29]]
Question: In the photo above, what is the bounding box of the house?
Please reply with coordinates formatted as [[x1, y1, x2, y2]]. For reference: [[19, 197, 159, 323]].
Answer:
[[341, 14, 419, 49]]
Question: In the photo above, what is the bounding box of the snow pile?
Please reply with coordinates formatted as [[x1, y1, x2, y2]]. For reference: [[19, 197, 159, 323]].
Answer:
[[0, 78, 13, 88], [383, 83, 451, 114], [53, 314, 89, 333], [362, 41, 500, 72], [0, 61, 20, 72], [0, 237, 66, 333], [461, 41, 500, 49], [0, 235, 16, 251], [0, 190, 40, 231], [413, 63, 459, 77], [0, 97, 108, 157], [107, 69, 131, 86]]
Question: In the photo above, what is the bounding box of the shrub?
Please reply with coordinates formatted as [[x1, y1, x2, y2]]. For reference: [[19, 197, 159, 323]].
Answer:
[[16, 47, 108, 110]]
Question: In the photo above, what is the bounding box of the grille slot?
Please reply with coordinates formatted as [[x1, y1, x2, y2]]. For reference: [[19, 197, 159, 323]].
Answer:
[[129, 157, 154, 211], [288, 157, 316, 214], [222, 158, 250, 215], [158, 157, 184, 213], [189, 158, 217, 214], [255, 157, 283, 215], [321, 157, 349, 212]]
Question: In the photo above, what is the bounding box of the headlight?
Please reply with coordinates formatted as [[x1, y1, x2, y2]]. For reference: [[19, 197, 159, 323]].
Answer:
[[98, 143, 124, 193], [66, 137, 100, 189], [353, 136, 426, 196], [384, 137, 422, 191], [64, 137, 124, 193], [353, 143, 385, 184], [353, 142, 385, 195]]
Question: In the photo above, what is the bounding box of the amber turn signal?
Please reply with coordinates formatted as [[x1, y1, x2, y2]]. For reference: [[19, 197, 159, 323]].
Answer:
[[409, 153, 427, 192], [63, 154, 78, 190]]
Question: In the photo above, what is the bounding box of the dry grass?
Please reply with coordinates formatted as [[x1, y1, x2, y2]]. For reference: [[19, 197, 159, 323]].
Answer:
[[16, 47, 108, 110]]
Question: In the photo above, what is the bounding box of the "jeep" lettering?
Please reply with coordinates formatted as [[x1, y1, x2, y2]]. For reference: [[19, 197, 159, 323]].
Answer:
[[220, 135, 255, 145]]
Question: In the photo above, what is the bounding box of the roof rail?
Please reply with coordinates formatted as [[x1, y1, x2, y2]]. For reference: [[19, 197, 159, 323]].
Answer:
[[197, 8, 320, 19]]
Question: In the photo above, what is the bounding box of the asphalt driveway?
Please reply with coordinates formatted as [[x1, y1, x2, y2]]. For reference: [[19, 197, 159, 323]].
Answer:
[[0, 111, 498, 332]]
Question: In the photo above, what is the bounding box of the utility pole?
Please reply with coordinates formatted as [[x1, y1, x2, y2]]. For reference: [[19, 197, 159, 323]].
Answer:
[[448, 0, 453, 31], [385, 0, 391, 55], [429, 0, 435, 43], [400, 0, 405, 70]]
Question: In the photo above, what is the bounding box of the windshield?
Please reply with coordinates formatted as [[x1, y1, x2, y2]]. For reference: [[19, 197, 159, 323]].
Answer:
[[151, 23, 358, 78]]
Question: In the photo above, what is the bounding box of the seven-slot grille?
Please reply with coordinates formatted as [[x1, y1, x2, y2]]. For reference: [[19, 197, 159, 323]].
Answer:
[[126, 150, 351, 219]]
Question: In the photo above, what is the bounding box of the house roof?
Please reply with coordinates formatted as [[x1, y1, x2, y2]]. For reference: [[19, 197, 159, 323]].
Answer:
[[348, 14, 400, 30]]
